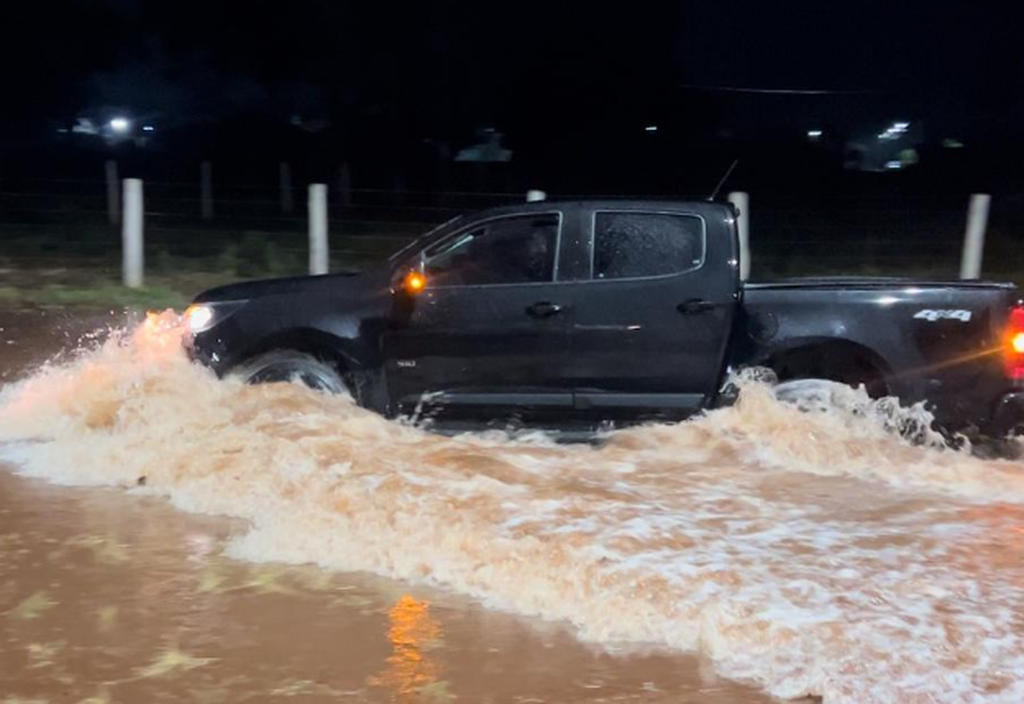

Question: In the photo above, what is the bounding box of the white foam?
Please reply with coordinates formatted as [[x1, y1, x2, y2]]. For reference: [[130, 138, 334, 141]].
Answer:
[[2, 312, 1024, 703]]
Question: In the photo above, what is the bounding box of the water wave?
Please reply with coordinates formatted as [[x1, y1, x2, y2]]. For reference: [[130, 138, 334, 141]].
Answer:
[[2, 311, 1024, 703]]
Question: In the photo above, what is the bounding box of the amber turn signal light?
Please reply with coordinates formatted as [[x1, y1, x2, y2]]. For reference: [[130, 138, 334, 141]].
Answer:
[[403, 271, 427, 294]]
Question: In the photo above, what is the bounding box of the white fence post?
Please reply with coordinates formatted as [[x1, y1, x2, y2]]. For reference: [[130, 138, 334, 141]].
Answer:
[[959, 193, 991, 280], [105, 160, 120, 225], [727, 191, 751, 281], [121, 178, 144, 288], [200, 161, 214, 220], [526, 189, 547, 202], [279, 162, 294, 214], [308, 183, 329, 275]]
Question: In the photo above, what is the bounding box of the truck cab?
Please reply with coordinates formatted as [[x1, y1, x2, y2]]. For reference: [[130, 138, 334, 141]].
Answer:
[[381, 201, 740, 420]]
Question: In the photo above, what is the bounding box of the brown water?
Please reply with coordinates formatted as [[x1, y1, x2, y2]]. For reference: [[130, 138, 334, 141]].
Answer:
[[2, 311, 1024, 703], [0, 471, 772, 704]]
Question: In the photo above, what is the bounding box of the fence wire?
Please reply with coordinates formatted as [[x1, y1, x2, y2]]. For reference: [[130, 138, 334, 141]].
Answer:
[[2, 181, 1023, 288]]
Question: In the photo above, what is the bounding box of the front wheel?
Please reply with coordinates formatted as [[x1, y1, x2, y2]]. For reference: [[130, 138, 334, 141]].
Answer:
[[232, 351, 348, 395]]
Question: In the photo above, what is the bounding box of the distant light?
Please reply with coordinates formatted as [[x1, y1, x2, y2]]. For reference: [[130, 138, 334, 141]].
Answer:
[[807, 129, 823, 139], [142, 125, 155, 132], [885, 160, 902, 170], [878, 121, 910, 141], [942, 138, 964, 149], [644, 125, 658, 132], [110, 117, 130, 133]]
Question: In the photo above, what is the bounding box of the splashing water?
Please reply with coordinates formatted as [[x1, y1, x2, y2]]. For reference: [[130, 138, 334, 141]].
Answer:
[[2, 311, 1024, 703]]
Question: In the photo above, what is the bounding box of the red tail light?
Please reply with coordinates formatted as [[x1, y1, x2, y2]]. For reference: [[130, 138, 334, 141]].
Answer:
[[1005, 305, 1024, 380]]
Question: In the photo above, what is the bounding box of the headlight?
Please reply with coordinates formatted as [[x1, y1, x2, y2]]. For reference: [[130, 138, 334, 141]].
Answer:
[[184, 301, 246, 334]]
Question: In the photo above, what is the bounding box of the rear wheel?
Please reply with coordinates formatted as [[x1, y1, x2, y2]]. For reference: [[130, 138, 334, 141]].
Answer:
[[769, 346, 889, 399], [773, 377, 849, 408], [772, 376, 946, 445], [232, 351, 348, 395]]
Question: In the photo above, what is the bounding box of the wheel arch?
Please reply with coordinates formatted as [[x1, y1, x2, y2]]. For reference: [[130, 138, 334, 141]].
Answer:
[[755, 337, 896, 397], [230, 327, 373, 375]]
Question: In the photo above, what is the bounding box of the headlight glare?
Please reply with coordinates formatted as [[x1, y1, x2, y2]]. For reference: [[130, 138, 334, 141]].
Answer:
[[184, 301, 245, 334], [185, 305, 214, 333]]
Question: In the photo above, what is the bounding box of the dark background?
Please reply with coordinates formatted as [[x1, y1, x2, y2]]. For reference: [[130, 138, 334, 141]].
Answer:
[[2, 1, 1021, 192], [1, 1, 1023, 288]]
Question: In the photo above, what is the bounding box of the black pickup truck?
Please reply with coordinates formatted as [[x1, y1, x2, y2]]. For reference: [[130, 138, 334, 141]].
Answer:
[[184, 200, 1024, 438]]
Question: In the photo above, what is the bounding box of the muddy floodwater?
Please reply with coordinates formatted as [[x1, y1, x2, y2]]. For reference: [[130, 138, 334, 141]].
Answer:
[[0, 470, 771, 704], [2, 309, 1024, 703]]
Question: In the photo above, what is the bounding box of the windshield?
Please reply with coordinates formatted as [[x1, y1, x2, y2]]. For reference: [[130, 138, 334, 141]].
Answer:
[[387, 215, 466, 263]]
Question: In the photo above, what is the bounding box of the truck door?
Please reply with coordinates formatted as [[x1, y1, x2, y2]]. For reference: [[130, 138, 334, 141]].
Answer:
[[568, 207, 738, 414], [384, 210, 577, 417]]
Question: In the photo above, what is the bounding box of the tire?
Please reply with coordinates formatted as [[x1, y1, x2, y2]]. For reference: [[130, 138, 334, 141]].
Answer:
[[773, 377, 945, 446], [232, 351, 348, 395], [768, 346, 889, 400], [773, 378, 848, 410]]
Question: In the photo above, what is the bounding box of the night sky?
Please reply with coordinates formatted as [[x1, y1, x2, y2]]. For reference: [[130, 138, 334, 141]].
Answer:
[[2, 2, 1022, 190]]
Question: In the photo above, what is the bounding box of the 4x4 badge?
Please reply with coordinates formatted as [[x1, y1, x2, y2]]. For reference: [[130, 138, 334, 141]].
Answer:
[[913, 309, 972, 322]]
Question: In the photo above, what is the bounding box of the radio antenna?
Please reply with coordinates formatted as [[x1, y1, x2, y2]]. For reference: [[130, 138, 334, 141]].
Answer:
[[708, 159, 738, 201]]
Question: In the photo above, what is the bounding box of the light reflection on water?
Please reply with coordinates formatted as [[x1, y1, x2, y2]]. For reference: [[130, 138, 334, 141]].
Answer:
[[371, 595, 444, 700]]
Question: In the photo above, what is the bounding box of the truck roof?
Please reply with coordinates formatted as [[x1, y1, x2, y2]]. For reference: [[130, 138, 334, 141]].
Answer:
[[477, 198, 735, 217]]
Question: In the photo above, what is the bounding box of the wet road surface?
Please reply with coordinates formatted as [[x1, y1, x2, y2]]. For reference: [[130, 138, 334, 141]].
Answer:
[[0, 470, 772, 704], [0, 308, 777, 703], [3, 309, 1024, 703]]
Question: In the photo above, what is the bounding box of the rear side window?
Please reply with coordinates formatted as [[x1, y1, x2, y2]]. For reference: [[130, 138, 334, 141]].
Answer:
[[425, 213, 560, 286], [593, 212, 704, 279]]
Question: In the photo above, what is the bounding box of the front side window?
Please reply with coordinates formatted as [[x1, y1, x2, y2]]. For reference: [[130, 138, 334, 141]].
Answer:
[[424, 214, 560, 286], [593, 212, 704, 279]]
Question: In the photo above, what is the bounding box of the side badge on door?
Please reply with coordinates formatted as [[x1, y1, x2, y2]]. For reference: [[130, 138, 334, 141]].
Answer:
[[396, 359, 417, 369]]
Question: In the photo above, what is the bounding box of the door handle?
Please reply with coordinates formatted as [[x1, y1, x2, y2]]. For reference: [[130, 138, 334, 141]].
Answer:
[[677, 299, 716, 314], [526, 301, 564, 318]]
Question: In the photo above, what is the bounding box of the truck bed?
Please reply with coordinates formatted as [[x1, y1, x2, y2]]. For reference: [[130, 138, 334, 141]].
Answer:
[[738, 278, 1021, 431]]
